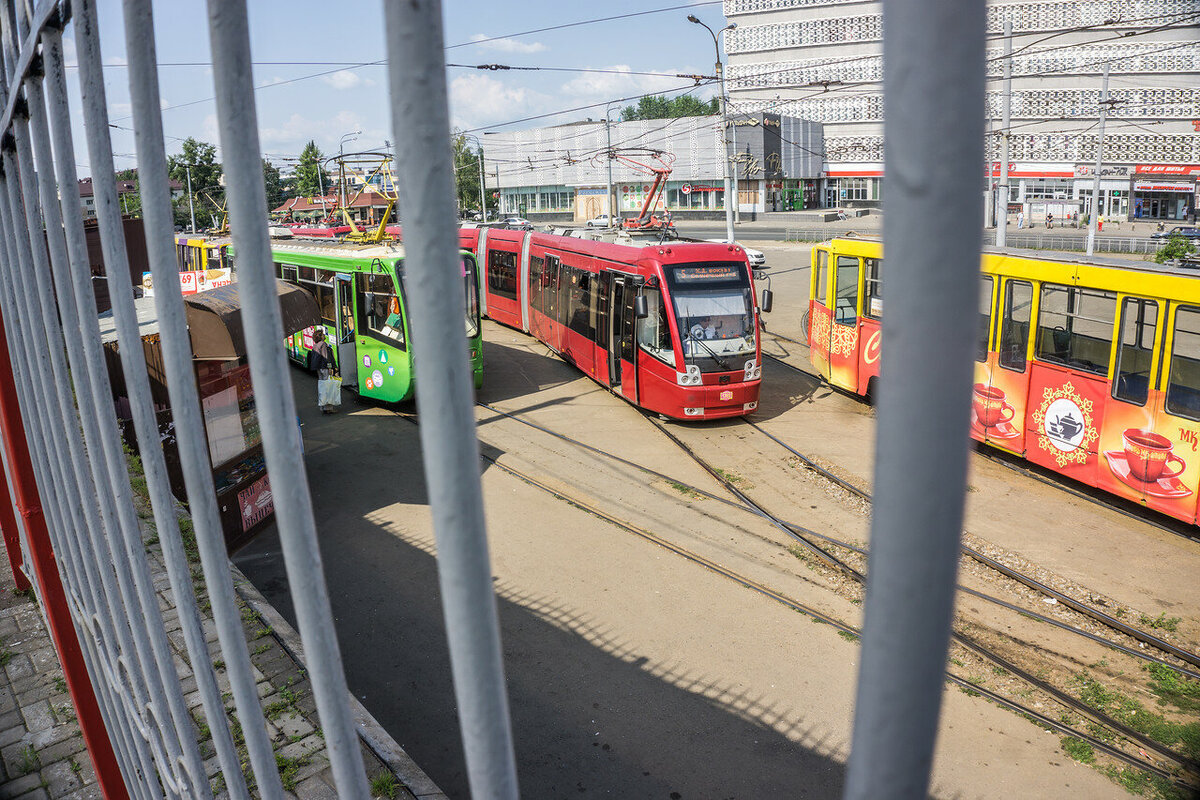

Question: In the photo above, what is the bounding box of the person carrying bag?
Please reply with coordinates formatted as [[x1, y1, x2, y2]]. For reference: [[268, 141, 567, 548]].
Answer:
[[309, 328, 342, 414]]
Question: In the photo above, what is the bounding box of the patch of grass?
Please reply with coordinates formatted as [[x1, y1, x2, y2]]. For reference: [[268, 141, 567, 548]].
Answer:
[[1072, 672, 1200, 760], [1139, 612, 1181, 633], [991, 665, 1009, 677], [253, 626, 273, 639], [371, 772, 399, 798], [18, 745, 40, 774], [0, 650, 13, 667], [55, 676, 68, 693], [1144, 663, 1200, 714], [1060, 736, 1095, 764], [714, 468, 749, 487], [275, 752, 309, 792], [70, 758, 81, 774], [837, 630, 859, 643], [253, 643, 271, 656], [667, 481, 703, 500]]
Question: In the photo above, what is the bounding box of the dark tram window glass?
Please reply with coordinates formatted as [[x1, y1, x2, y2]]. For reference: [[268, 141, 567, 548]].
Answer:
[[619, 282, 636, 362], [487, 249, 518, 301], [529, 255, 544, 314], [568, 267, 593, 338], [1166, 306, 1200, 421], [999, 280, 1032, 372], [298, 265, 315, 282], [977, 275, 994, 362], [834, 256, 859, 326], [278, 263, 299, 283], [595, 271, 609, 349], [315, 270, 338, 325], [814, 249, 829, 306], [1113, 297, 1158, 406], [863, 258, 882, 319], [1035, 284, 1116, 376], [357, 272, 406, 351]]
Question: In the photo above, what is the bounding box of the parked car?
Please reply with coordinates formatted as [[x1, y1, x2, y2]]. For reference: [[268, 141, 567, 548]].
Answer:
[[586, 213, 615, 228], [704, 239, 766, 269], [1151, 225, 1200, 240], [501, 216, 533, 230]]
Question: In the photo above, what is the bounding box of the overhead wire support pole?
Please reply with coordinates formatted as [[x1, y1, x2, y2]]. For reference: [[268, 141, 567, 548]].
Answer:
[[383, 2, 519, 798], [996, 19, 1012, 248], [1086, 63, 1110, 258], [844, 0, 985, 798]]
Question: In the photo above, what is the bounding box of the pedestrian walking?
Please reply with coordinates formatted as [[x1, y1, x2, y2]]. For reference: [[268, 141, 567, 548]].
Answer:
[[1017, 211, 1023, 229], [309, 328, 341, 414], [1046, 212, 1053, 229]]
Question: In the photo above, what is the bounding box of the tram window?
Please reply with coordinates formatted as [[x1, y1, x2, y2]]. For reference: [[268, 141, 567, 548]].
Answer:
[[530, 255, 544, 314], [814, 249, 829, 306], [834, 256, 859, 325], [275, 262, 283, 279], [863, 258, 882, 319], [358, 272, 406, 350], [278, 264, 298, 283], [976, 276, 993, 362], [315, 270, 338, 325], [637, 286, 675, 367], [298, 266, 315, 282], [619, 285, 636, 362], [1035, 284, 1116, 376], [999, 280, 1033, 372], [1113, 298, 1158, 406], [487, 249, 518, 301], [568, 268, 590, 337], [1166, 306, 1200, 421], [595, 272, 609, 349]]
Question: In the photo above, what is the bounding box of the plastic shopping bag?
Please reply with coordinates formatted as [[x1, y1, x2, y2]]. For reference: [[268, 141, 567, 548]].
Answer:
[[318, 376, 342, 407]]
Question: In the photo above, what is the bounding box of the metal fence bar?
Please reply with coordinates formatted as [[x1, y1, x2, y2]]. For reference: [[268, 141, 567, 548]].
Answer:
[[383, 3, 520, 798], [59, 4, 250, 793], [203, 1, 370, 794], [844, 1, 985, 799], [110, 0, 286, 794]]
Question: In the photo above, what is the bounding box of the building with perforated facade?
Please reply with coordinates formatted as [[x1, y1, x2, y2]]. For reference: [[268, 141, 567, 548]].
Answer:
[[725, 0, 1200, 220]]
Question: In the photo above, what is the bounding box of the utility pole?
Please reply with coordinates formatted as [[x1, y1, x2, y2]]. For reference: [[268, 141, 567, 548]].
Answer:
[[185, 163, 196, 232], [996, 20, 1012, 247], [690, 15, 737, 243], [1086, 63, 1111, 257], [477, 143, 487, 221], [605, 105, 617, 226]]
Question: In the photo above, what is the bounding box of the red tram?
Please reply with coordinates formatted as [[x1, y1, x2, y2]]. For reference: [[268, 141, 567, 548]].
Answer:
[[460, 227, 769, 420]]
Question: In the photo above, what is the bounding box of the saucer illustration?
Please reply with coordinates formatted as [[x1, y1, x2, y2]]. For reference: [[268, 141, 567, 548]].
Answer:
[[1103, 450, 1193, 499], [970, 408, 1022, 440]]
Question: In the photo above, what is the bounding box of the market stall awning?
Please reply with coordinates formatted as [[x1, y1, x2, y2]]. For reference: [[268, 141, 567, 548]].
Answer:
[[185, 279, 321, 360]]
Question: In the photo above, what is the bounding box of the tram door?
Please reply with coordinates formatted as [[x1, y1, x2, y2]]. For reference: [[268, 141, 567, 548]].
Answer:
[[810, 248, 832, 380], [1147, 303, 1200, 521], [826, 255, 861, 392], [606, 272, 637, 402], [335, 274, 358, 389], [987, 278, 1034, 452]]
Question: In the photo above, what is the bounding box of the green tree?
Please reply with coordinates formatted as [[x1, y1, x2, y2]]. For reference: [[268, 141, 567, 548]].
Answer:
[[167, 138, 222, 232], [294, 140, 329, 199], [621, 94, 718, 121], [452, 132, 492, 217], [262, 159, 284, 211], [1155, 232, 1197, 264]]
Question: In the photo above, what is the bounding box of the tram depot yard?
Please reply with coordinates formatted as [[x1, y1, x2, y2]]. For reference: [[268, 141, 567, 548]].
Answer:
[[231, 239, 1200, 800]]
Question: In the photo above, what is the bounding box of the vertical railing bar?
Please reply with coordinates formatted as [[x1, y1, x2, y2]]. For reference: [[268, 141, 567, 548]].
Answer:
[[43, 16, 249, 796], [843, 2, 985, 799], [0, 149, 155, 800], [111, 0, 285, 794], [202, 2, 370, 795], [23, 53, 208, 798], [383, 3, 519, 798], [2, 45, 185, 793]]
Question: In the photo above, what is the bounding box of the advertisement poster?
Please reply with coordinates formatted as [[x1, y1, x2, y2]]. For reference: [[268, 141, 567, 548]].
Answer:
[[237, 475, 274, 533]]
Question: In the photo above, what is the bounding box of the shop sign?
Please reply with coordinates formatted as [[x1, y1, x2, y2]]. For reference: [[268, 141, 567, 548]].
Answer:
[[1136, 164, 1200, 177], [1073, 164, 1131, 178], [237, 475, 274, 533], [1134, 182, 1196, 193], [680, 184, 692, 195]]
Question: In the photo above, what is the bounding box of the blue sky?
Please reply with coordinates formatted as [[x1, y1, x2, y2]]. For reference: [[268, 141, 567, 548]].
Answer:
[[68, 0, 723, 176]]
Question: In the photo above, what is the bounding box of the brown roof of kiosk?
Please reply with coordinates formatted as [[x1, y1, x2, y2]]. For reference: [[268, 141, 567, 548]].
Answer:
[[184, 280, 321, 360]]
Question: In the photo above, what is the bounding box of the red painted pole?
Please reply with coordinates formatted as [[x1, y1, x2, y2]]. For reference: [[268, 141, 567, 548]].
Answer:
[[0, 446, 29, 591], [0, 307, 130, 799]]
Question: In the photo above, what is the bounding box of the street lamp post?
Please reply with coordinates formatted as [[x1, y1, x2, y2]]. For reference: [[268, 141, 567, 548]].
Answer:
[[184, 163, 196, 233], [689, 15, 737, 243], [463, 134, 488, 221], [338, 130, 361, 213]]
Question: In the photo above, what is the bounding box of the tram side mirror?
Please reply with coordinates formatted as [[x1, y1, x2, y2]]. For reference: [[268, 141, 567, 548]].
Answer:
[[761, 289, 774, 314], [634, 294, 649, 319]]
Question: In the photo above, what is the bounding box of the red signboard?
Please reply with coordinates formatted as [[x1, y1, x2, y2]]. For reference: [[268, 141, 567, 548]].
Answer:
[[237, 475, 274, 532], [1136, 164, 1200, 177]]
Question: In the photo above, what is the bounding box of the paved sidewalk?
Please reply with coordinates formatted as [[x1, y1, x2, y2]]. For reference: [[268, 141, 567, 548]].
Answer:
[[0, 509, 442, 798]]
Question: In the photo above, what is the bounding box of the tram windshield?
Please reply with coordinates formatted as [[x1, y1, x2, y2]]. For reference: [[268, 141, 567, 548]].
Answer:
[[463, 255, 480, 338], [666, 263, 755, 372]]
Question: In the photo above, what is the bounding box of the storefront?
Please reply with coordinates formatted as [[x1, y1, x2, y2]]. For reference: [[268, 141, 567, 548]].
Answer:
[[101, 280, 321, 551], [1072, 164, 1130, 219], [1131, 165, 1198, 221]]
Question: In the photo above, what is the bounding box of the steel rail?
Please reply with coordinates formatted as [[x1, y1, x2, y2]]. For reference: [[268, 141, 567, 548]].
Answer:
[[396, 409, 1196, 791], [476, 400, 1200, 682], [644, 415, 1200, 776]]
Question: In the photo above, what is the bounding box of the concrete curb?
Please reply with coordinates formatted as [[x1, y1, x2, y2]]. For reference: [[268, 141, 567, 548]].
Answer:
[[230, 564, 449, 800]]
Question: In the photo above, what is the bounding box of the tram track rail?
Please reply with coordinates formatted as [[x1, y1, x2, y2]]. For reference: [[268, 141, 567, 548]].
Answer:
[[641, 413, 1200, 785], [385, 401, 1197, 790]]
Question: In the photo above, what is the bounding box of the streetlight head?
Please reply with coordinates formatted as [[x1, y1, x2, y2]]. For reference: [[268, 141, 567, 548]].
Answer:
[[726, 23, 737, 30], [687, 14, 700, 23]]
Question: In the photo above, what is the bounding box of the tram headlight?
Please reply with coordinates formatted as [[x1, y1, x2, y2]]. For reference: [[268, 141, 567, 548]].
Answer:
[[743, 359, 761, 381], [683, 407, 704, 416], [676, 365, 702, 386]]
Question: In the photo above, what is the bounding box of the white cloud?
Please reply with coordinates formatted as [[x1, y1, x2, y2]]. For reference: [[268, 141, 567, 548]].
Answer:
[[560, 65, 692, 102], [321, 70, 364, 91], [468, 34, 546, 54], [448, 73, 552, 130]]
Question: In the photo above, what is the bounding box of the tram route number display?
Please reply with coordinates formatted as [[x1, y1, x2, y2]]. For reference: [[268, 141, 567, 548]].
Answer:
[[673, 265, 742, 282]]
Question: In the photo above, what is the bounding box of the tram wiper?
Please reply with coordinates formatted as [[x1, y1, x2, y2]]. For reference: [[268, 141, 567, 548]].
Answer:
[[686, 331, 731, 371]]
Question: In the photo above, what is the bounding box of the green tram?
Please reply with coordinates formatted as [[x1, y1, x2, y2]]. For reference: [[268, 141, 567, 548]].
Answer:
[[263, 241, 482, 401]]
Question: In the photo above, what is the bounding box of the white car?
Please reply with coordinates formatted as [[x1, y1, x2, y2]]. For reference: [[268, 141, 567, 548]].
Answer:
[[705, 239, 766, 269], [586, 213, 616, 228]]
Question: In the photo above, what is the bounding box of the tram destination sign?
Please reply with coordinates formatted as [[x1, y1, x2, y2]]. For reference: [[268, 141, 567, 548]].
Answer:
[[673, 265, 742, 282]]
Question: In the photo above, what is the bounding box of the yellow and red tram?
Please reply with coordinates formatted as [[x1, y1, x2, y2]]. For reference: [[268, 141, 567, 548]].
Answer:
[[810, 237, 1200, 525]]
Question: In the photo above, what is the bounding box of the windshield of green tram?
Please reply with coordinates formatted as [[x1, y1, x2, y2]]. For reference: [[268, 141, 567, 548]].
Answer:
[[463, 254, 480, 339], [665, 263, 755, 371]]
